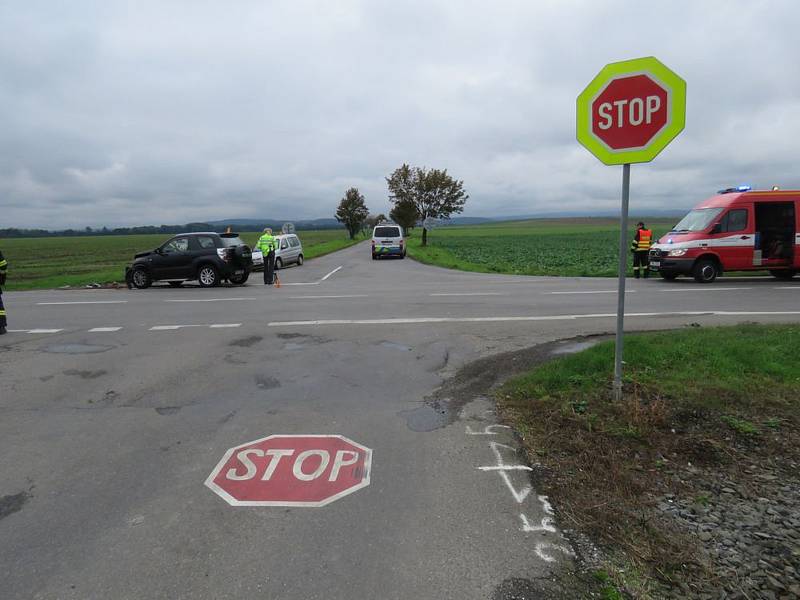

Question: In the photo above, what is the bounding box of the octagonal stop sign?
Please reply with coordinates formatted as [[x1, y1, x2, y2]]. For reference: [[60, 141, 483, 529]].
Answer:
[[205, 434, 372, 507], [577, 56, 686, 165]]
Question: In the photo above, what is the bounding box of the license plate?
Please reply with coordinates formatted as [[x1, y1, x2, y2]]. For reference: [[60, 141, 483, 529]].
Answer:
[[650, 261, 661, 267]]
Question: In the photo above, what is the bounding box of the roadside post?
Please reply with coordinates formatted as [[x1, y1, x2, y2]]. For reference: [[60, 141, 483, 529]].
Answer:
[[576, 56, 686, 401]]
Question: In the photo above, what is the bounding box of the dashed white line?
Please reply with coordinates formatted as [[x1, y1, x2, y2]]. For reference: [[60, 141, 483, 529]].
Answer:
[[88, 327, 123, 332], [287, 294, 368, 300], [430, 292, 508, 297], [27, 328, 64, 333], [660, 287, 750, 293], [549, 290, 635, 295], [36, 300, 128, 306], [320, 266, 343, 281], [209, 323, 242, 328], [164, 298, 256, 303]]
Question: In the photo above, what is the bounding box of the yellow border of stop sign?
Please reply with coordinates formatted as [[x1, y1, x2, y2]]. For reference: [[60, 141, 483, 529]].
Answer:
[[576, 56, 686, 165]]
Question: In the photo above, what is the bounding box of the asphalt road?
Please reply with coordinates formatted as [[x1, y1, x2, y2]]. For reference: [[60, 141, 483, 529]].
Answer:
[[2, 242, 799, 599]]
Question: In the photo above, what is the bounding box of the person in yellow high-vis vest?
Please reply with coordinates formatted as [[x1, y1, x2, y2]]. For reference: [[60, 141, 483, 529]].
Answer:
[[0, 249, 7, 334], [256, 228, 277, 285], [630, 221, 653, 279]]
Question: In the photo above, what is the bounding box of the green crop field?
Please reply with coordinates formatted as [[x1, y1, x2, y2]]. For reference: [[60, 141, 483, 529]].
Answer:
[[407, 217, 679, 277], [1, 229, 358, 291]]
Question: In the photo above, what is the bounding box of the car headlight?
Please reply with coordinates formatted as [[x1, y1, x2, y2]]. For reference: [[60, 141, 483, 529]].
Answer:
[[667, 248, 688, 257]]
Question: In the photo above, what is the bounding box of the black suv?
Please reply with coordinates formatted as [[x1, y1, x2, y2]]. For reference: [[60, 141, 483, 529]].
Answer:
[[126, 232, 252, 288]]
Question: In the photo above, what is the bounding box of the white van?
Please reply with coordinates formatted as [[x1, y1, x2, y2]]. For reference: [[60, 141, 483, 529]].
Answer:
[[371, 223, 406, 259], [252, 234, 304, 270]]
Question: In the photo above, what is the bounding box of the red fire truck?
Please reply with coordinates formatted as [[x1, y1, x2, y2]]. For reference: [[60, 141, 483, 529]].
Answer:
[[649, 187, 799, 283]]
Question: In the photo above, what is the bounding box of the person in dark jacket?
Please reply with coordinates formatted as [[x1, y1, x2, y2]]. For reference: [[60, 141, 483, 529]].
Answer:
[[0, 249, 7, 334]]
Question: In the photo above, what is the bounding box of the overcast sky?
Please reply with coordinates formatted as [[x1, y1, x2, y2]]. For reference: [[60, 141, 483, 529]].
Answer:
[[2, 0, 799, 228]]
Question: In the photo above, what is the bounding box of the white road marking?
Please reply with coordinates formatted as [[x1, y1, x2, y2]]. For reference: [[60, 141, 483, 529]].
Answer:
[[287, 294, 368, 300], [210, 323, 241, 328], [268, 310, 800, 327], [36, 300, 128, 305], [465, 425, 511, 435], [534, 542, 575, 563], [430, 292, 508, 297], [280, 282, 320, 286], [27, 329, 64, 333], [88, 327, 123, 332], [164, 298, 256, 303], [549, 290, 635, 295], [777, 286, 800, 289], [478, 442, 533, 504], [320, 266, 343, 281], [660, 287, 749, 292], [150, 325, 183, 330], [520, 513, 556, 533]]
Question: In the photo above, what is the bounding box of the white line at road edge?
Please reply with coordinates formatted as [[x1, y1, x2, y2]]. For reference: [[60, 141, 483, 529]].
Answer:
[[37, 300, 128, 305], [660, 287, 749, 293], [267, 310, 800, 327], [89, 327, 123, 332], [320, 266, 343, 281]]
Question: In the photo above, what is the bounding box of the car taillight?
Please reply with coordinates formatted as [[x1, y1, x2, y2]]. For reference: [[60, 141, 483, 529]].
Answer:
[[216, 248, 232, 262]]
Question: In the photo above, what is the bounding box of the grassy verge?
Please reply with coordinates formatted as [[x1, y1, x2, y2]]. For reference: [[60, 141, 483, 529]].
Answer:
[[497, 324, 800, 597], [2, 230, 358, 291]]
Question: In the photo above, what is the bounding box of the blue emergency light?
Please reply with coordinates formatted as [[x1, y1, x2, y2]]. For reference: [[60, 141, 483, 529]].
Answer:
[[718, 185, 752, 194]]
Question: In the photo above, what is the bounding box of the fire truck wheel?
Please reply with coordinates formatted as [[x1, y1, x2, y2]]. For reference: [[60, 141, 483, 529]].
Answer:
[[692, 258, 718, 283], [769, 269, 796, 280]]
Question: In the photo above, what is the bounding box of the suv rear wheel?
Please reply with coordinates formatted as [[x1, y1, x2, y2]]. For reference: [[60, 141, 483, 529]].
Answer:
[[131, 267, 152, 289], [198, 264, 220, 287]]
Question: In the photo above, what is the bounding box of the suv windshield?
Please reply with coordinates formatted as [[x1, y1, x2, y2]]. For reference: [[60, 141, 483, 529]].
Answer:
[[375, 226, 401, 237], [219, 235, 245, 247], [671, 208, 724, 232]]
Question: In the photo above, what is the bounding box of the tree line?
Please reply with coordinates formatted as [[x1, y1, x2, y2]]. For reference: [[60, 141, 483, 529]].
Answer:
[[335, 164, 469, 246]]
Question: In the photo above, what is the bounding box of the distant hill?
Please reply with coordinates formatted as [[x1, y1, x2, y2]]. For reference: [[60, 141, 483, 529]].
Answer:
[[207, 218, 344, 230]]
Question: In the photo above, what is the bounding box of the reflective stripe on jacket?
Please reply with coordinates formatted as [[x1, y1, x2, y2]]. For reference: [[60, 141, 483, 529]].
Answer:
[[630, 228, 653, 251], [256, 234, 276, 253]]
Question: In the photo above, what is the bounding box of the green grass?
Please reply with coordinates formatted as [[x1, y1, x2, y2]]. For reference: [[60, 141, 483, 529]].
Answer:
[[503, 324, 800, 415], [2, 230, 358, 291]]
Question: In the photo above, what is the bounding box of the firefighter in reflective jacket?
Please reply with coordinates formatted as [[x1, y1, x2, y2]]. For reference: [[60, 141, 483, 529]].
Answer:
[[256, 228, 277, 285], [630, 221, 653, 279], [0, 249, 7, 334]]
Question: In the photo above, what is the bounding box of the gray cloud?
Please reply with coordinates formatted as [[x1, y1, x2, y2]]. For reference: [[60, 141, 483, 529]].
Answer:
[[1, 0, 798, 228]]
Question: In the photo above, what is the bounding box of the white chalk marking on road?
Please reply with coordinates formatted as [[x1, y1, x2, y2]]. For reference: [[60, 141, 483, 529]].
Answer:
[[549, 290, 635, 295], [88, 327, 123, 332], [520, 513, 557, 533], [534, 542, 575, 563], [268, 310, 800, 327], [287, 294, 368, 300], [320, 266, 343, 281], [36, 300, 128, 305], [430, 292, 508, 297], [164, 298, 256, 303], [210, 323, 242, 328], [478, 441, 533, 504], [27, 329, 64, 334], [465, 424, 511, 436]]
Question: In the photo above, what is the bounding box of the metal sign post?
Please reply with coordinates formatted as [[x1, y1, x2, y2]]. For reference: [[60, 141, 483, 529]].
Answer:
[[576, 56, 686, 401], [613, 164, 631, 401]]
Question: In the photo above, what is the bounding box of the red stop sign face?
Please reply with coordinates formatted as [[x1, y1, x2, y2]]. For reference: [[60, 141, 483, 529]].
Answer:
[[205, 435, 372, 507], [591, 74, 669, 150]]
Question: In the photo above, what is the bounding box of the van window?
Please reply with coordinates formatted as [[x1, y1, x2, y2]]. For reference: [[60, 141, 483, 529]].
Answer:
[[374, 226, 401, 238], [719, 209, 748, 233]]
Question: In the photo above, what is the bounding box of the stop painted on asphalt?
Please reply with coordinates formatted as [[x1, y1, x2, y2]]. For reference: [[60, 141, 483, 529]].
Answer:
[[205, 434, 372, 507]]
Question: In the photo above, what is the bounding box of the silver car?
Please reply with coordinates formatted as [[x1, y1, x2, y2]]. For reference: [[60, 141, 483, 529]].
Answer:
[[252, 234, 304, 270]]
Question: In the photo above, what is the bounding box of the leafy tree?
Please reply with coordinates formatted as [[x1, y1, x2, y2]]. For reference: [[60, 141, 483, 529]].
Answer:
[[386, 164, 468, 246], [335, 187, 369, 240], [389, 199, 419, 234]]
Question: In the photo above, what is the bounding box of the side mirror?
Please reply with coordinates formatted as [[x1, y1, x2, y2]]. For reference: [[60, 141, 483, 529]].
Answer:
[[710, 223, 722, 234], [155, 247, 164, 255]]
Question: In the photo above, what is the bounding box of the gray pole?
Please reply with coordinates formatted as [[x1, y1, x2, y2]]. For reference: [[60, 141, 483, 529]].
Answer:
[[613, 163, 631, 402]]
